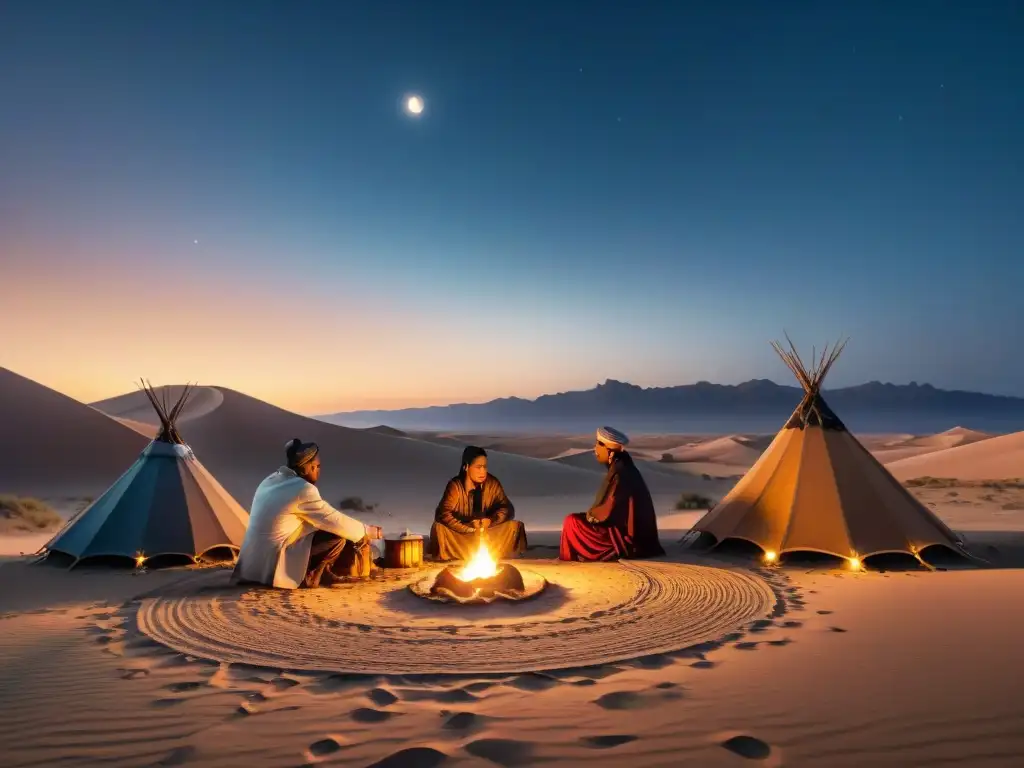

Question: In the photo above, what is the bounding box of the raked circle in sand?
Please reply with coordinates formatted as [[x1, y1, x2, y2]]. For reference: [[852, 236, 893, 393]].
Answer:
[[136, 560, 775, 675]]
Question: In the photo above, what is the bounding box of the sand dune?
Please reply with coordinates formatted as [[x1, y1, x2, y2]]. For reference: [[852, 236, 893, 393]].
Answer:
[[869, 427, 997, 465], [361, 425, 408, 438], [898, 425, 993, 450], [663, 435, 766, 466], [551, 448, 679, 477], [870, 445, 947, 464], [93, 384, 226, 424], [0, 367, 148, 498], [92, 386, 693, 530], [887, 430, 1024, 481]]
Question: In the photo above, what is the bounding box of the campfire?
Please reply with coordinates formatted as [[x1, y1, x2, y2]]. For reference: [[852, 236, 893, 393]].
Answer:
[[426, 536, 530, 602], [455, 536, 501, 581]]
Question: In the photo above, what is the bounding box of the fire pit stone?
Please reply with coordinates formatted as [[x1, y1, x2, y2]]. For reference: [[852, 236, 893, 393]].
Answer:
[[431, 562, 525, 599]]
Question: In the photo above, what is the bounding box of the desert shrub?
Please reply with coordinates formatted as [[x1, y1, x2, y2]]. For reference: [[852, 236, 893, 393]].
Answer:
[[904, 476, 958, 488], [0, 495, 63, 534], [338, 496, 379, 514], [675, 492, 713, 510], [659, 453, 675, 463], [701, 473, 712, 481]]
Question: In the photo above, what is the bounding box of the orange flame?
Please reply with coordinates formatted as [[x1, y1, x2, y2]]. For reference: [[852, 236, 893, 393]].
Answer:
[[456, 536, 498, 581]]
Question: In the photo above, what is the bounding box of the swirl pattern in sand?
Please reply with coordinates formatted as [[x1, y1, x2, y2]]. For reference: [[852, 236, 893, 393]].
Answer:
[[136, 560, 775, 674]]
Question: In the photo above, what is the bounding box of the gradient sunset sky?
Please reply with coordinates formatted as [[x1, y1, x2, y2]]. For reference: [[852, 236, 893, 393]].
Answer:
[[2, 1, 1022, 414]]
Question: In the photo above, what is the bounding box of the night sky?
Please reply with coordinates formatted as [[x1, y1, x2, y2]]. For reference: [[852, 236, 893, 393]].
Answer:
[[2, 1, 1022, 412]]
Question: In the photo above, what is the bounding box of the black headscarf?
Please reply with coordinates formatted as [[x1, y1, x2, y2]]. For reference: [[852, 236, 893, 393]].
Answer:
[[460, 445, 487, 477]]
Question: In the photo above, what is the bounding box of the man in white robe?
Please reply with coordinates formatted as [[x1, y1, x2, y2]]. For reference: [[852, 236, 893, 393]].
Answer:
[[232, 438, 379, 589]]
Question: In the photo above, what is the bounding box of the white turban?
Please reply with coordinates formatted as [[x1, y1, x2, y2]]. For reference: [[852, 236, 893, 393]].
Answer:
[[596, 425, 629, 449]]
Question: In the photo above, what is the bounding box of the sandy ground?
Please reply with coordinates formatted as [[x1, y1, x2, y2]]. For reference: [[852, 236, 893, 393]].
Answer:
[[3, 527, 1024, 767], [3, 370, 1024, 765]]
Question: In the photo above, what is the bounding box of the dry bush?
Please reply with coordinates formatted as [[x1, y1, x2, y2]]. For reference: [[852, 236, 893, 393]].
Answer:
[[338, 496, 381, 515], [675, 492, 713, 510], [0, 495, 63, 534], [904, 476, 958, 488]]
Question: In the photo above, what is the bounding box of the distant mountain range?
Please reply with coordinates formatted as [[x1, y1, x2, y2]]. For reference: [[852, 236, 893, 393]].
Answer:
[[319, 379, 1024, 435]]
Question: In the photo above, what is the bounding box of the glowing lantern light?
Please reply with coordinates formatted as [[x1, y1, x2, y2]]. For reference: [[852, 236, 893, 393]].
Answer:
[[848, 556, 862, 571], [763, 550, 778, 564]]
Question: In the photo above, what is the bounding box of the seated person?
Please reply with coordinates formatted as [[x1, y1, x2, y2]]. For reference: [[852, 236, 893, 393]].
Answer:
[[232, 438, 382, 589], [559, 426, 665, 562], [427, 446, 528, 561]]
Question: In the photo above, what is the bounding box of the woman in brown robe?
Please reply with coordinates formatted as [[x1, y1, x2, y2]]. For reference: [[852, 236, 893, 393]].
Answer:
[[427, 446, 528, 561], [560, 426, 665, 561]]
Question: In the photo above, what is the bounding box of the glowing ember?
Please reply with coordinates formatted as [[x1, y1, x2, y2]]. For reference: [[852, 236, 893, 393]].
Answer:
[[456, 536, 498, 581]]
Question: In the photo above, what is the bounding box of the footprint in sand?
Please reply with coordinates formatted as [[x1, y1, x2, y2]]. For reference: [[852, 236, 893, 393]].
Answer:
[[443, 711, 489, 731], [633, 653, 674, 669], [367, 688, 399, 706], [366, 747, 449, 768], [572, 678, 597, 686], [153, 744, 198, 766], [735, 641, 759, 651], [352, 707, 394, 723], [690, 660, 717, 669], [117, 667, 150, 680], [164, 681, 204, 693], [817, 610, 833, 615], [828, 626, 847, 633], [595, 691, 643, 710], [720, 734, 773, 760], [749, 619, 774, 633], [655, 681, 677, 689], [269, 676, 300, 691], [594, 686, 680, 710], [505, 673, 560, 692], [581, 734, 639, 749], [781, 620, 802, 628], [151, 698, 186, 708], [767, 638, 792, 647], [306, 736, 343, 759], [399, 688, 478, 704], [465, 738, 534, 767]]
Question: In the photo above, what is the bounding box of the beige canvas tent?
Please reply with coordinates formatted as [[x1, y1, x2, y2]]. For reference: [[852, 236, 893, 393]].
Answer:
[[43, 382, 249, 568], [689, 338, 970, 566]]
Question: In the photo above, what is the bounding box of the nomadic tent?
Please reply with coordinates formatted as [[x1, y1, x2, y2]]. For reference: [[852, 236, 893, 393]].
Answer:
[[688, 337, 971, 566], [43, 382, 249, 568]]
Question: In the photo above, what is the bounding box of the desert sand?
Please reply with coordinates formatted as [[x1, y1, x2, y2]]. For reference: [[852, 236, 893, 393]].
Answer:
[[2, 368, 1024, 766]]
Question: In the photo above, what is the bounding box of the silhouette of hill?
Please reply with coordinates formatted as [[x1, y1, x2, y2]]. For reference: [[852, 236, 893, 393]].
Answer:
[[320, 379, 1024, 434]]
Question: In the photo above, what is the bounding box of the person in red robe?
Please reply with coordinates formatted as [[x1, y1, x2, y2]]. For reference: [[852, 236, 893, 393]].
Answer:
[[559, 426, 665, 561]]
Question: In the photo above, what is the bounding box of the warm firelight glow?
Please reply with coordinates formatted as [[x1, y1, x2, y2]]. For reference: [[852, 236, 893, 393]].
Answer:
[[763, 550, 778, 563], [456, 537, 499, 581], [848, 556, 862, 571]]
